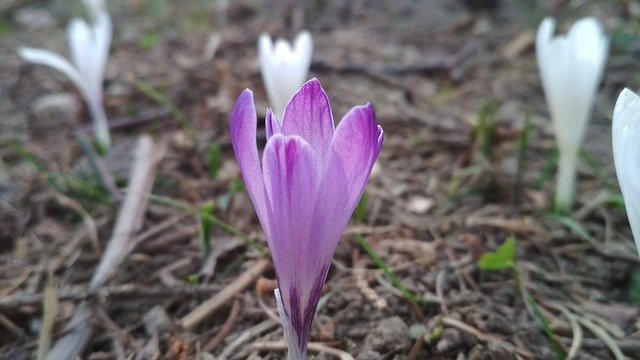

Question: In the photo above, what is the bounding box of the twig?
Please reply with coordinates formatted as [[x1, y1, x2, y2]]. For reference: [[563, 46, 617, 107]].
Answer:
[[256, 294, 281, 323], [577, 316, 625, 360], [180, 258, 270, 330], [465, 216, 545, 235], [37, 277, 58, 360], [249, 340, 356, 360], [203, 299, 241, 352], [559, 337, 640, 354], [45, 135, 162, 360], [442, 316, 533, 359], [91, 135, 161, 288], [50, 190, 101, 256], [218, 319, 278, 360], [435, 270, 448, 315], [0, 284, 220, 309], [0, 312, 27, 339], [553, 305, 583, 360]]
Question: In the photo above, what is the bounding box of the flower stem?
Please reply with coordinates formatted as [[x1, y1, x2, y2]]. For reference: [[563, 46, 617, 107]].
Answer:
[[88, 98, 111, 152], [555, 149, 578, 212]]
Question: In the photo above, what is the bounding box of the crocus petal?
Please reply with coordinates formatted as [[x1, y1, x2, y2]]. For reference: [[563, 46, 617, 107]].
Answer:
[[261, 134, 322, 357], [262, 134, 320, 292], [68, 15, 111, 101], [536, 16, 608, 209], [68, 18, 92, 75], [92, 13, 113, 86], [281, 79, 334, 164], [265, 108, 281, 140], [310, 104, 383, 269], [19, 47, 87, 96], [612, 88, 640, 257], [536, 16, 608, 153], [230, 90, 270, 235]]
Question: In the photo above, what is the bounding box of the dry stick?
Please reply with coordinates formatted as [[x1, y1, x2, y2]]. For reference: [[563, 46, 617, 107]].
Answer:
[[45, 136, 162, 360], [203, 299, 241, 352], [36, 278, 59, 360], [0, 312, 27, 339], [250, 340, 355, 360], [220, 319, 279, 360], [441, 316, 533, 359], [577, 317, 625, 360], [545, 302, 583, 360], [0, 284, 219, 309], [180, 258, 270, 330], [559, 337, 640, 354]]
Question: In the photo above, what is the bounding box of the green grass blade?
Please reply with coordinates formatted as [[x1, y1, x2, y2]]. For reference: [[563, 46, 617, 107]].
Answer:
[[356, 233, 427, 307]]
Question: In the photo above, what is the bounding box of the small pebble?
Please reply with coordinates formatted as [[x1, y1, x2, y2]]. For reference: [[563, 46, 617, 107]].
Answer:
[[142, 305, 172, 334], [360, 316, 410, 354], [29, 93, 80, 137], [15, 7, 56, 30]]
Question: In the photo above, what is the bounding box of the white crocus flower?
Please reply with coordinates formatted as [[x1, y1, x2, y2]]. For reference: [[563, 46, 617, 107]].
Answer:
[[83, 0, 106, 18], [19, 12, 112, 150], [612, 88, 640, 258], [258, 31, 313, 118], [536, 17, 609, 210]]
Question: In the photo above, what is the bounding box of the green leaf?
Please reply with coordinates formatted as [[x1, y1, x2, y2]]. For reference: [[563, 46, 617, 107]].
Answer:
[[478, 236, 516, 271], [628, 269, 640, 305], [200, 201, 215, 256], [138, 32, 160, 51], [353, 192, 368, 222], [550, 214, 597, 245], [209, 143, 221, 180], [187, 274, 199, 286], [527, 295, 566, 359], [357, 234, 428, 306]]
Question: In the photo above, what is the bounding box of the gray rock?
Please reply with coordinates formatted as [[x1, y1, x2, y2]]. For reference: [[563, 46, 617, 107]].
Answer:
[[360, 316, 410, 355], [29, 93, 81, 138], [15, 7, 56, 30], [142, 305, 172, 334]]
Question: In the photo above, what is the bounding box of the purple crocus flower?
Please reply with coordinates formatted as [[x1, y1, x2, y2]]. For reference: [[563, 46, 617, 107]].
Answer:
[[230, 78, 383, 359]]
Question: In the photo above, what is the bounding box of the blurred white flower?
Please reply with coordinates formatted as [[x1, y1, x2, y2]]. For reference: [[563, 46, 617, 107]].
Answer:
[[612, 88, 640, 258], [536, 17, 609, 210], [258, 31, 313, 118], [19, 10, 112, 150], [82, 0, 106, 18]]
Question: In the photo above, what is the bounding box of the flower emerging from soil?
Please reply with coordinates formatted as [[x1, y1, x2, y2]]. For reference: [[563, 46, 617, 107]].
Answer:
[[536, 16, 608, 211], [612, 88, 640, 258], [230, 79, 383, 359], [19, 3, 112, 150], [258, 31, 313, 119]]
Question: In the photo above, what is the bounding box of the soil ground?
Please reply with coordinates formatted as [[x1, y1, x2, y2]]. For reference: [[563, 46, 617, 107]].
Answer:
[[1, 0, 640, 359]]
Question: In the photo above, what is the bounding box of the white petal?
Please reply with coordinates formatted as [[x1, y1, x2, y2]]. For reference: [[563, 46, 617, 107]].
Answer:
[[68, 18, 92, 71], [291, 30, 313, 86], [612, 88, 640, 257], [258, 31, 314, 117], [18, 47, 87, 96], [536, 17, 609, 152], [92, 14, 112, 86], [67, 15, 111, 102]]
